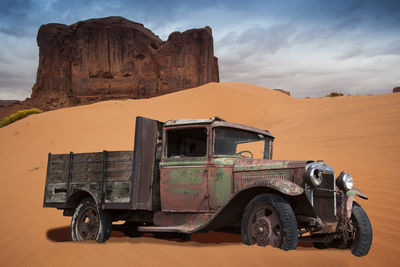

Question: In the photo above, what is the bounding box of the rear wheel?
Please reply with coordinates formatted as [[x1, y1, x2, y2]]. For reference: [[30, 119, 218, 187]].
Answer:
[[241, 194, 298, 251], [70, 198, 112, 243]]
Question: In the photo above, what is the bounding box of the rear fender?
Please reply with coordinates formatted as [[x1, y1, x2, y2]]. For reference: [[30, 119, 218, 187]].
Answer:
[[66, 189, 100, 208]]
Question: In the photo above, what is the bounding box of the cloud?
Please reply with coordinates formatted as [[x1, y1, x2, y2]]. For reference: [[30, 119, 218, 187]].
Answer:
[[0, 0, 399, 99], [217, 24, 296, 62]]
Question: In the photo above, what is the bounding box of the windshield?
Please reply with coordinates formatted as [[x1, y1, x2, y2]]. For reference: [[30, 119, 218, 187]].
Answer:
[[214, 127, 272, 159]]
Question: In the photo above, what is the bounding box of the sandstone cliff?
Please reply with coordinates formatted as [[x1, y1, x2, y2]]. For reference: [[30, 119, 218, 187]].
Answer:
[[32, 16, 219, 105]]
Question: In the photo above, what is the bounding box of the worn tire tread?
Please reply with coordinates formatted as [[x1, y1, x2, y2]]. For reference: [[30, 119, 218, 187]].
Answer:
[[241, 194, 298, 251], [70, 197, 112, 243], [351, 202, 373, 257]]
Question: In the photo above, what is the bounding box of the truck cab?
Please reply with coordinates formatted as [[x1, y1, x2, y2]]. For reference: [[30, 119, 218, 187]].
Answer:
[[160, 117, 274, 212]]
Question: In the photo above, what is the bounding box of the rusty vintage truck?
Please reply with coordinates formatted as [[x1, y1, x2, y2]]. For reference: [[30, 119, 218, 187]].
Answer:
[[43, 116, 372, 256]]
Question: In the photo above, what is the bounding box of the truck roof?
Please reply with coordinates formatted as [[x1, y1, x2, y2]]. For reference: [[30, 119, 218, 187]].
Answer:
[[165, 117, 275, 139]]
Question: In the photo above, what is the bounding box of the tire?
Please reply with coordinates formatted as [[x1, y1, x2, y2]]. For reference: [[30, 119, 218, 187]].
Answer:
[[70, 197, 112, 243], [241, 193, 298, 251], [350, 202, 373, 257]]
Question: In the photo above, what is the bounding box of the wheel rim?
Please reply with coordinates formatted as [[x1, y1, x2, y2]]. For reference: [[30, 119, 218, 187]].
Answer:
[[248, 204, 282, 247], [76, 205, 100, 240]]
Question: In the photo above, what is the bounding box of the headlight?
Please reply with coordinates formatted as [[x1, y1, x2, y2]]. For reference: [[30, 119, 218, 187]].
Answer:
[[336, 172, 354, 190], [304, 165, 323, 187]]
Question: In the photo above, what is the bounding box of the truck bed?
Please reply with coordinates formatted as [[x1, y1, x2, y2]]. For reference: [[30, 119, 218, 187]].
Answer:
[[43, 116, 163, 211], [43, 150, 134, 208]]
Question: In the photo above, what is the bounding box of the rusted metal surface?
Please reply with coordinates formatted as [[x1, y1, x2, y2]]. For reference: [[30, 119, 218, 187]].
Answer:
[[131, 116, 163, 210], [150, 212, 213, 232], [311, 221, 338, 234], [165, 118, 216, 126], [233, 159, 307, 172], [246, 202, 282, 247], [160, 165, 210, 212], [207, 165, 233, 211], [238, 176, 304, 196], [211, 120, 274, 139], [346, 187, 368, 199], [346, 195, 354, 218]]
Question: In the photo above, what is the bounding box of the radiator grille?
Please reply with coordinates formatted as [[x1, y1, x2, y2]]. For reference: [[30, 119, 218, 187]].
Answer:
[[313, 173, 336, 222]]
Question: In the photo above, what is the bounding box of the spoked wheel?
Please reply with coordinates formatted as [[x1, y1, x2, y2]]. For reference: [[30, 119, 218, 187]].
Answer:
[[76, 205, 99, 240], [248, 204, 282, 247], [70, 197, 112, 243], [241, 194, 298, 251]]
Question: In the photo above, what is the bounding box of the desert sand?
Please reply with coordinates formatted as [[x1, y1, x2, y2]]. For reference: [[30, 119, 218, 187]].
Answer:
[[1, 82, 399, 266]]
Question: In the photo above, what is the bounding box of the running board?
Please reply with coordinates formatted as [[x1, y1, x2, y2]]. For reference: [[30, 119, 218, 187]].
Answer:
[[137, 212, 214, 233]]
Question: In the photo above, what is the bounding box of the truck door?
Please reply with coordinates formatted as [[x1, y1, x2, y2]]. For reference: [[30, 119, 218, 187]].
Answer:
[[160, 126, 210, 212]]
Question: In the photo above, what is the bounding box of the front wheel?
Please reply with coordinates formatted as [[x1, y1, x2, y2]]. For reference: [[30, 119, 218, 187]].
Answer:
[[70, 198, 112, 243], [350, 202, 373, 257], [241, 194, 298, 251]]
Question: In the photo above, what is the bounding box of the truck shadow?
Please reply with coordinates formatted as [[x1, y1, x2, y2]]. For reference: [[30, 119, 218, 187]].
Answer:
[[46, 226, 241, 244], [46, 226, 313, 248]]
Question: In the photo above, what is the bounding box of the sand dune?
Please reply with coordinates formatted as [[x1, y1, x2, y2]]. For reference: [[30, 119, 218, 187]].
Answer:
[[1, 82, 399, 266]]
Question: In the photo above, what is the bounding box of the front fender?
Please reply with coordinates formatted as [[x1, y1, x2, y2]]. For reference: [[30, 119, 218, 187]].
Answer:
[[346, 187, 368, 200], [192, 178, 304, 232], [345, 187, 368, 218], [240, 177, 304, 196]]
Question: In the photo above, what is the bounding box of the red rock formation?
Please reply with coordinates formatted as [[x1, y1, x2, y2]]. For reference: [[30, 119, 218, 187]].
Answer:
[[32, 16, 219, 104]]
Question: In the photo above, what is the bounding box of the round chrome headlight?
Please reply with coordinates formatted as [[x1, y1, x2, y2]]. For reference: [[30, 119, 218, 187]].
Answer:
[[336, 172, 354, 190], [304, 166, 323, 187]]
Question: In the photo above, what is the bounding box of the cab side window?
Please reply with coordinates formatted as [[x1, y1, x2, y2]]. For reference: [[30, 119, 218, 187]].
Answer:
[[166, 128, 207, 158]]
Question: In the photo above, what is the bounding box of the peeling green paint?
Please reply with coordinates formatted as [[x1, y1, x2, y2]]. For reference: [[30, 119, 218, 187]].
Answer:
[[214, 168, 231, 207], [166, 168, 204, 185], [213, 157, 236, 165], [234, 161, 289, 171], [168, 187, 203, 197], [163, 160, 207, 166]]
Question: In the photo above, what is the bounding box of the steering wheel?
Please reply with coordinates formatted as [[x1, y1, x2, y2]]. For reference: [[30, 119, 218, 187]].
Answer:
[[236, 150, 254, 158]]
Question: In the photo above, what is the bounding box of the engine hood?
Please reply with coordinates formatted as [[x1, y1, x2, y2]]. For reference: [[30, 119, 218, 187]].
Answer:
[[233, 159, 308, 172]]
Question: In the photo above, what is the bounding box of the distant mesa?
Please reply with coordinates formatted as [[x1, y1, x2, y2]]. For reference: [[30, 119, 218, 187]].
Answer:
[[33, 16, 219, 105], [393, 87, 400, 93], [0, 16, 219, 120], [273, 89, 291, 96]]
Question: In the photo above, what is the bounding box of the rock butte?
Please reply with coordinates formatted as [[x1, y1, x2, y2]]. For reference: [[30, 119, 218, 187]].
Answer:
[[32, 16, 219, 106]]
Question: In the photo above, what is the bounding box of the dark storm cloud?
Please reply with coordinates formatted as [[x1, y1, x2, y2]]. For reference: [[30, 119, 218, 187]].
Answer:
[[0, 0, 33, 37]]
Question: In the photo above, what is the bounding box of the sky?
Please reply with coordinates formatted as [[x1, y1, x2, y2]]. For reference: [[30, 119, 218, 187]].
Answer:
[[0, 0, 399, 99]]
